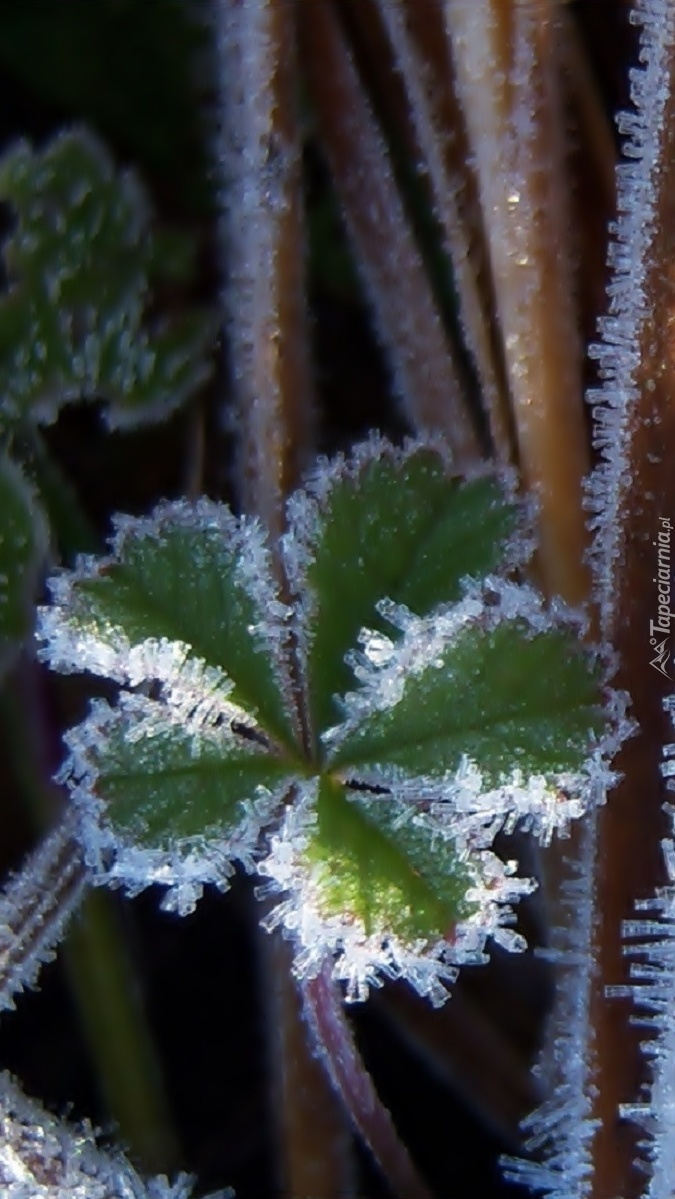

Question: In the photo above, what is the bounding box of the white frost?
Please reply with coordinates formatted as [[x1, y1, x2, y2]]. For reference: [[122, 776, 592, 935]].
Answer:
[[0, 1070, 233, 1199]]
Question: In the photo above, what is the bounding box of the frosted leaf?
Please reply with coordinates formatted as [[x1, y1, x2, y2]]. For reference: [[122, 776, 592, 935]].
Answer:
[[0, 811, 86, 1015], [325, 578, 615, 842], [258, 775, 535, 1006], [37, 497, 301, 752], [0, 128, 216, 430], [58, 693, 294, 911], [0, 453, 48, 680], [282, 435, 527, 740], [0, 1071, 233, 1198]]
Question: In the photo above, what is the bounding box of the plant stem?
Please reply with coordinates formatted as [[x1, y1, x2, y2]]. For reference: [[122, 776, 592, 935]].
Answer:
[[213, 0, 314, 545], [263, 936, 356, 1199], [213, 6, 357, 1190]]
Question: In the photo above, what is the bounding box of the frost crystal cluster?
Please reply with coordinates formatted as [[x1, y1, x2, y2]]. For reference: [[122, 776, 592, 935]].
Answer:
[[37, 438, 621, 1004]]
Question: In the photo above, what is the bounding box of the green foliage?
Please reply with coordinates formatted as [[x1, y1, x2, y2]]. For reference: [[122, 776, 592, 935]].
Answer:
[[40, 440, 615, 997], [80, 695, 296, 849]]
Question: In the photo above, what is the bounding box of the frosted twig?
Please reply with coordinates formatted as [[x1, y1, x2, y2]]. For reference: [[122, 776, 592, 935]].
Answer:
[[445, 0, 590, 605], [581, 1, 675, 1194], [261, 933, 357, 1199], [298, 0, 481, 466], [0, 810, 86, 1016], [616, 800, 675, 1199], [374, 0, 514, 463]]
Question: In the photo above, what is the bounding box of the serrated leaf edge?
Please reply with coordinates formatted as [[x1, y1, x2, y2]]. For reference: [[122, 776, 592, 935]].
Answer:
[[323, 576, 633, 843]]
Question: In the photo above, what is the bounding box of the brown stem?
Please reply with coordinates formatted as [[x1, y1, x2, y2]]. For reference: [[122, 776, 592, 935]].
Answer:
[[214, 6, 356, 1190], [445, 0, 590, 605]]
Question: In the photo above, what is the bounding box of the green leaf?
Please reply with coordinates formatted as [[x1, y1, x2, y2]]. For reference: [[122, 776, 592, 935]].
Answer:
[[0, 129, 216, 428], [303, 775, 474, 943], [328, 596, 606, 788], [72, 695, 295, 849], [287, 440, 521, 741], [38, 501, 301, 755], [0, 454, 48, 678]]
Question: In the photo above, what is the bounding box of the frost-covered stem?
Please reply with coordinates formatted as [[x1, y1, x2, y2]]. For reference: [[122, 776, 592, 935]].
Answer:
[[584, 2, 675, 1195], [501, 817, 600, 1199], [302, 961, 434, 1199], [373, 0, 515, 463], [298, 0, 481, 466], [213, 7, 357, 1186], [0, 809, 86, 1016], [445, 0, 590, 605], [2, 661, 179, 1175], [213, 0, 314, 544]]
